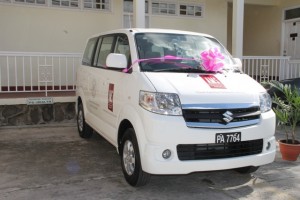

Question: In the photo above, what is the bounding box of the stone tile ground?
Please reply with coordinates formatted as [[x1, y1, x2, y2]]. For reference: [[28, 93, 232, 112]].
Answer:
[[0, 126, 299, 200]]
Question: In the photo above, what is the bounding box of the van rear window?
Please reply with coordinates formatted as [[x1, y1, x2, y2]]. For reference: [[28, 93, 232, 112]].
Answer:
[[82, 37, 98, 66]]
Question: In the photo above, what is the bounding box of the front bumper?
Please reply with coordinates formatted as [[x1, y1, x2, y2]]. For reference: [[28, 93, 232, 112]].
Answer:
[[137, 110, 276, 174], [142, 136, 275, 174]]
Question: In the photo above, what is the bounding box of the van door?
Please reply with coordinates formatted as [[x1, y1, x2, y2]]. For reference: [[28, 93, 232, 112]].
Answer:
[[84, 35, 114, 138], [93, 34, 131, 144], [80, 37, 99, 119]]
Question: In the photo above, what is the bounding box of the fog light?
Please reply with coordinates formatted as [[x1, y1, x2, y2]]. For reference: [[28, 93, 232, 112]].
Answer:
[[162, 149, 171, 159], [266, 142, 271, 150]]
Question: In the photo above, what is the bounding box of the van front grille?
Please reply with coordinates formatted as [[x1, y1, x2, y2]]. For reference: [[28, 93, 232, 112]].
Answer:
[[181, 104, 261, 128], [182, 107, 260, 123]]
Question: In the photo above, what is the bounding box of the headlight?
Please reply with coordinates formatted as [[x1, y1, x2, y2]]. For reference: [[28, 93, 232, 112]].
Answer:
[[259, 92, 272, 113], [139, 91, 182, 115]]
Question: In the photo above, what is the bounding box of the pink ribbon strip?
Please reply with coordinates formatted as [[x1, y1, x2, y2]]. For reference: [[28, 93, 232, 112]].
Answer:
[[122, 55, 198, 73]]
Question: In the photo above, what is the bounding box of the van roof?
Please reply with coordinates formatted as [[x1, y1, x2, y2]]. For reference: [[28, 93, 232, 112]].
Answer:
[[90, 28, 213, 39]]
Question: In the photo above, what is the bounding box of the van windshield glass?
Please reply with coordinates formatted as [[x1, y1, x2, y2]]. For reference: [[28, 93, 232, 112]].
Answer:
[[135, 33, 235, 73]]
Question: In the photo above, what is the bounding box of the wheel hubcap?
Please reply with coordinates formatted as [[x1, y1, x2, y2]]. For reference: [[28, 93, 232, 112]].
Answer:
[[78, 110, 83, 132], [123, 140, 135, 176]]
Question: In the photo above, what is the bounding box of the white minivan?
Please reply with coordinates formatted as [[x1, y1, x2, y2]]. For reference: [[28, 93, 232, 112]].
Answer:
[[76, 29, 276, 187]]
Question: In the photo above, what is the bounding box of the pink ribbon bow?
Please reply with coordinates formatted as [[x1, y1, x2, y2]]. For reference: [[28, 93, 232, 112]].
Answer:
[[200, 48, 225, 72]]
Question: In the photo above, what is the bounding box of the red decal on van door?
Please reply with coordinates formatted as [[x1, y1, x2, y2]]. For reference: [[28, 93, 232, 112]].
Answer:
[[200, 75, 226, 89], [108, 84, 114, 112]]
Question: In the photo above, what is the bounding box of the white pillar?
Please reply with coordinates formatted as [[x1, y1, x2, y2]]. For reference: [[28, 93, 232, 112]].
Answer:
[[133, 0, 145, 28], [232, 0, 244, 59]]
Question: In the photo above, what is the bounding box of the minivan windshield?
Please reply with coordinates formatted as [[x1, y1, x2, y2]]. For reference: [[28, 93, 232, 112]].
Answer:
[[135, 33, 236, 73]]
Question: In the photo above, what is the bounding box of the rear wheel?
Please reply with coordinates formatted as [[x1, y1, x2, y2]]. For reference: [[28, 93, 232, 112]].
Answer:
[[77, 103, 93, 138], [234, 166, 259, 174], [120, 128, 151, 187]]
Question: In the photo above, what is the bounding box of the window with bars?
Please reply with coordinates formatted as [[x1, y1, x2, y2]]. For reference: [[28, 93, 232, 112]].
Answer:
[[123, 0, 149, 28], [123, 0, 148, 13], [285, 7, 300, 20], [1, 0, 111, 11], [123, 0, 133, 13], [52, 0, 79, 8], [84, 0, 110, 10], [179, 4, 203, 17], [13, 0, 46, 5], [152, 1, 176, 15]]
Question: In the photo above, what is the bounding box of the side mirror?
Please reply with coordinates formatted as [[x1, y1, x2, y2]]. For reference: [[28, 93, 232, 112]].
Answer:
[[106, 53, 127, 69], [233, 58, 243, 72]]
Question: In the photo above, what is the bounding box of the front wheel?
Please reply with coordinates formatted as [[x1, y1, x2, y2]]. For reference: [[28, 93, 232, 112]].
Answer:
[[120, 128, 151, 187]]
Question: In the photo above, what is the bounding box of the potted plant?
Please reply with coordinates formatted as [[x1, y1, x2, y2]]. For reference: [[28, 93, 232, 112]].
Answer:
[[269, 80, 300, 161]]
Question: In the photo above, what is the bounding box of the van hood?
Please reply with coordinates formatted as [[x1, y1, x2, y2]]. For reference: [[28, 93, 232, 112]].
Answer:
[[144, 72, 266, 105]]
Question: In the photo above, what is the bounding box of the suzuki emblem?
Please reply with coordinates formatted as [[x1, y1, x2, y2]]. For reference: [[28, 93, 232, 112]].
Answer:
[[223, 111, 233, 123]]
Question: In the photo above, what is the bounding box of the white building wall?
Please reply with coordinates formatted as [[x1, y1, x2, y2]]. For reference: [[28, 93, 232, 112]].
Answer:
[[0, 0, 229, 53], [1, 1, 298, 56], [0, 1, 123, 52], [243, 4, 281, 56], [279, 0, 300, 8]]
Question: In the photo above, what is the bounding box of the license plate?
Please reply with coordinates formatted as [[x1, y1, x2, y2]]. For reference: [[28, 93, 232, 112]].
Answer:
[[215, 132, 241, 144]]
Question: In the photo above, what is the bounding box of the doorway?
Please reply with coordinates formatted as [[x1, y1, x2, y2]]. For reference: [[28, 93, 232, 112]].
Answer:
[[283, 6, 300, 60], [283, 20, 300, 59]]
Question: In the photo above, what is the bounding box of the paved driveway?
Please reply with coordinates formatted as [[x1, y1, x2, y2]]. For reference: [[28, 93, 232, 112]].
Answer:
[[0, 125, 299, 200]]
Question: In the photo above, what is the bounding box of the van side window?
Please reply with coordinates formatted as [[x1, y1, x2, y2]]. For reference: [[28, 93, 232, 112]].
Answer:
[[114, 35, 131, 67], [96, 36, 114, 67], [82, 37, 98, 66], [93, 37, 102, 66]]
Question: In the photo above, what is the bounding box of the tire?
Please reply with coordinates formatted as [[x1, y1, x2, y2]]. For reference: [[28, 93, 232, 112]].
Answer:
[[77, 103, 93, 138], [234, 166, 259, 174], [120, 128, 151, 187]]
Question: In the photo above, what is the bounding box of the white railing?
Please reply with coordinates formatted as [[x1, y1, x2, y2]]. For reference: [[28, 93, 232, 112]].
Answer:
[[1, 52, 300, 98], [0, 51, 82, 96], [242, 56, 291, 83], [242, 56, 300, 82], [281, 59, 300, 80]]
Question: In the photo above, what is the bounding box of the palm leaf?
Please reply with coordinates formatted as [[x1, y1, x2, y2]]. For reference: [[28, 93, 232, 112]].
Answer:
[[269, 80, 300, 144]]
